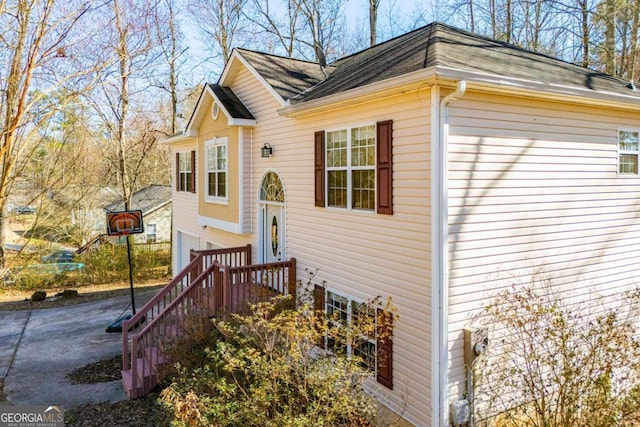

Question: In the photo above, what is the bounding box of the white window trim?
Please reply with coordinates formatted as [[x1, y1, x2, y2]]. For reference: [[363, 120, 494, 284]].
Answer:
[[146, 223, 157, 243], [205, 137, 229, 204], [177, 151, 193, 192], [618, 128, 640, 176], [323, 289, 377, 374], [325, 124, 376, 212]]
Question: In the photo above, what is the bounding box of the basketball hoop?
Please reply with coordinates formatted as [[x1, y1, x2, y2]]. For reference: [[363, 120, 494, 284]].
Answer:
[[106, 210, 144, 236]]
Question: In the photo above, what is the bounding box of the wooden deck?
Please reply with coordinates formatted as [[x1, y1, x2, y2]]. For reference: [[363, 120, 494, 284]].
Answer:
[[121, 245, 296, 398]]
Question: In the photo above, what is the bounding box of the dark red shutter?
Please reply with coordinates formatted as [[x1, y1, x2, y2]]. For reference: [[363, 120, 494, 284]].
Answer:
[[314, 284, 326, 345], [376, 120, 393, 215], [314, 131, 325, 207], [175, 153, 180, 191], [376, 309, 393, 389], [190, 150, 196, 194]]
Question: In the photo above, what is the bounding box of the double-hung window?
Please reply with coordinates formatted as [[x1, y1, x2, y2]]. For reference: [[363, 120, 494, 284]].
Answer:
[[206, 138, 227, 201], [619, 130, 639, 174], [326, 126, 376, 210], [315, 120, 393, 214], [176, 151, 195, 192], [146, 224, 157, 243], [315, 286, 393, 389], [326, 292, 378, 369]]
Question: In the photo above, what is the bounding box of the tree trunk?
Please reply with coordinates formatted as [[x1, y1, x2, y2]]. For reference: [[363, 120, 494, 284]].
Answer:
[[506, 0, 512, 43], [629, 0, 640, 82], [581, 0, 590, 67], [369, 0, 378, 46], [605, 0, 616, 76]]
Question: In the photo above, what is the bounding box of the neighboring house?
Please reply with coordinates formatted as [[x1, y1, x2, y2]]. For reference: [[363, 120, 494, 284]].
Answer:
[[162, 23, 640, 427], [103, 185, 172, 243], [68, 185, 121, 241]]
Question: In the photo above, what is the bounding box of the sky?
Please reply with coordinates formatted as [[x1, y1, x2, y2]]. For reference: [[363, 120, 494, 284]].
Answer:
[[181, 0, 435, 85]]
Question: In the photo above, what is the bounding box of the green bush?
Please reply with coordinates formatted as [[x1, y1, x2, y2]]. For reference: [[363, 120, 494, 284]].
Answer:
[[160, 297, 382, 427], [77, 243, 170, 284]]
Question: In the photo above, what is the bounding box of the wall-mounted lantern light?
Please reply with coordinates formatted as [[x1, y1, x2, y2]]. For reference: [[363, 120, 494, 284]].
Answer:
[[261, 143, 273, 158]]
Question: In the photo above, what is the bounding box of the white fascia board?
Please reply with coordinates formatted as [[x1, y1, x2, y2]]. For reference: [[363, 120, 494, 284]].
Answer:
[[229, 118, 257, 127], [278, 68, 438, 117], [278, 65, 640, 118], [160, 130, 198, 145], [434, 66, 640, 110], [222, 50, 288, 107], [197, 215, 242, 235]]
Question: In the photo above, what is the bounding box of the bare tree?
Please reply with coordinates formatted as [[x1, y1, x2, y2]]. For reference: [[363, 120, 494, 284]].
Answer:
[[294, 0, 345, 63], [153, 0, 188, 135], [369, 0, 381, 45], [604, 0, 617, 75], [245, 0, 302, 56], [88, 0, 165, 210], [629, 0, 640, 82], [0, 0, 97, 267], [187, 0, 248, 64]]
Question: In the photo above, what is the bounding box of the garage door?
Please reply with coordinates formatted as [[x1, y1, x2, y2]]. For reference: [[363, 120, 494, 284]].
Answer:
[[176, 231, 199, 273]]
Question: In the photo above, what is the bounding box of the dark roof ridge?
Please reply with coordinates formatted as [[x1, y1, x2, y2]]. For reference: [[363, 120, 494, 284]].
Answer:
[[331, 22, 438, 66], [233, 47, 332, 68]]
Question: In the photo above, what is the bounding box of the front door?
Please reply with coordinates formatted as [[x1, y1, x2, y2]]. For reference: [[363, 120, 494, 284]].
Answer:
[[263, 204, 283, 263]]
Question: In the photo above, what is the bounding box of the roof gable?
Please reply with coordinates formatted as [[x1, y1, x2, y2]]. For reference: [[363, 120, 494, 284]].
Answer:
[[183, 83, 256, 135], [221, 48, 330, 103]]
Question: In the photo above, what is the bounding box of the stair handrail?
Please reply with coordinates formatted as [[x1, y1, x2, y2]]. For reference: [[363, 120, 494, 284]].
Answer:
[[130, 260, 221, 339], [124, 260, 223, 397], [122, 251, 204, 372]]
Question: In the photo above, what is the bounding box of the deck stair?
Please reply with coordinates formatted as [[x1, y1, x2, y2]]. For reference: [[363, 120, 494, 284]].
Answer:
[[121, 244, 296, 399]]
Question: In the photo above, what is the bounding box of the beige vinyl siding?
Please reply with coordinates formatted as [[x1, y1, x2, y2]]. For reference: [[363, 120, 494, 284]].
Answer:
[[230, 63, 434, 424], [171, 141, 200, 273], [446, 91, 640, 399]]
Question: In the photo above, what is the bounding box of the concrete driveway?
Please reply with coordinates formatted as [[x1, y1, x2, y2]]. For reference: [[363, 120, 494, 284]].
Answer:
[[0, 288, 159, 409]]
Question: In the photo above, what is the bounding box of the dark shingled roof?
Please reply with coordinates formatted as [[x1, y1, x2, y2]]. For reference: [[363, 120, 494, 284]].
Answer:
[[104, 185, 172, 214], [271, 22, 638, 104], [208, 83, 255, 120], [236, 48, 331, 101]]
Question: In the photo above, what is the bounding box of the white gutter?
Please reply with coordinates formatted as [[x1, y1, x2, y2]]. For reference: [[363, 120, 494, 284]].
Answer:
[[432, 80, 466, 427]]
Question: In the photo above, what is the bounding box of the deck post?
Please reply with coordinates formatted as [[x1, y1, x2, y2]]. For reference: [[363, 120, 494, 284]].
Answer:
[[288, 258, 297, 298], [122, 326, 129, 371]]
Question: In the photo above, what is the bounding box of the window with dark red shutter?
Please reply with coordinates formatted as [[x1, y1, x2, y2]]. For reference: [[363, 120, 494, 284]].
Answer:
[[315, 121, 392, 214]]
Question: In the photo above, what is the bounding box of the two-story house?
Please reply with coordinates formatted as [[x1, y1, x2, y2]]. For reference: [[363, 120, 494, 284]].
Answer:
[[161, 22, 640, 426]]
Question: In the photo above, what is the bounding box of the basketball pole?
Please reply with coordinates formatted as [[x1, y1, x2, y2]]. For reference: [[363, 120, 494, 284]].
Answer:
[[125, 231, 136, 315]]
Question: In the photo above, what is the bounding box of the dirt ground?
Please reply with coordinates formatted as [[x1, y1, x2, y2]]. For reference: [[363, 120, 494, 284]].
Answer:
[[0, 281, 166, 309]]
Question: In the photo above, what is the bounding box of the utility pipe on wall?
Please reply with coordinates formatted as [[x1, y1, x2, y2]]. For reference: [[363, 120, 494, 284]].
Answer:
[[432, 80, 466, 427]]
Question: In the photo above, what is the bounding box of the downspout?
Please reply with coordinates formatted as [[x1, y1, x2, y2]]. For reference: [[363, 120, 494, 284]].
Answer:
[[432, 80, 466, 427]]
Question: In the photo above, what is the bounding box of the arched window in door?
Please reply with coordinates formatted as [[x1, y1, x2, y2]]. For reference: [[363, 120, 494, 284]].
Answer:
[[260, 171, 285, 203]]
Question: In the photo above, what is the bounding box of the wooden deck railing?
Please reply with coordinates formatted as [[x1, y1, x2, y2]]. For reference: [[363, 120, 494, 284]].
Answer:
[[121, 244, 296, 399]]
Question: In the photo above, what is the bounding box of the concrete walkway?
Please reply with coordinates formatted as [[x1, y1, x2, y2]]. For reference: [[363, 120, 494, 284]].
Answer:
[[0, 288, 159, 409]]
